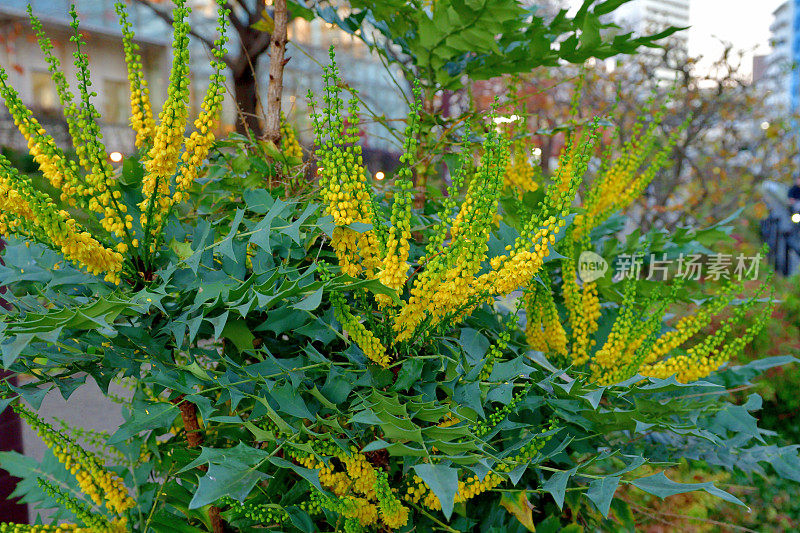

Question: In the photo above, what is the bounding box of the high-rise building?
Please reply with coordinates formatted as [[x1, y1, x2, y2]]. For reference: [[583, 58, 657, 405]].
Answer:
[[766, 1, 800, 112], [613, 0, 690, 55]]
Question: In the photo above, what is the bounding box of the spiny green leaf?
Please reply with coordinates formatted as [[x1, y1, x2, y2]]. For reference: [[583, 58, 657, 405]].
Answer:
[[630, 472, 746, 507], [586, 476, 620, 517], [189, 460, 270, 509], [413, 463, 459, 519]]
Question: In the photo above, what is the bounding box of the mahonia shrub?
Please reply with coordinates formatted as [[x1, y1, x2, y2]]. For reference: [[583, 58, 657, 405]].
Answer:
[[512, 115, 775, 385], [0, 0, 228, 286], [0, 10, 799, 533]]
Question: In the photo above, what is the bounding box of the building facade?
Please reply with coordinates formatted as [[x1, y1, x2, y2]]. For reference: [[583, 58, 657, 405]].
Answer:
[[766, 0, 800, 112], [0, 0, 171, 154], [1, 1, 409, 162], [613, 0, 690, 43], [608, 0, 690, 82], [613, 0, 690, 53]]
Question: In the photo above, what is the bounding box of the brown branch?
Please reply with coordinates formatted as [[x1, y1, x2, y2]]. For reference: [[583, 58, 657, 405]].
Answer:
[[224, 1, 248, 35], [130, 0, 234, 69], [172, 395, 225, 533], [263, 0, 288, 144]]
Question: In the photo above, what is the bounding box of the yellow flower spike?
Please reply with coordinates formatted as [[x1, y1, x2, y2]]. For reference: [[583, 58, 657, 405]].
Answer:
[[329, 287, 391, 367], [640, 284, 773, 383], [394, 121, 510, 340], [12, 404, 135, 517], [115, 1, 157, 148], [313, 74, 382, 282], [139, 0, 192, 235], [504, 151, 539, 195], [280, 114, 303, 160], [67, 6, 128, 239], [524, 279, 568, 358], [644, 280, 740, 365], [377, 85, 421, 301], [570, 279, 601, 366], [572, 109, 684, 243], [590, 281, 642, 383], [171, 5, 229, 210], [0, 157, 123, 283], [0, 71, 86, 207], [27, 8, 95, 179]]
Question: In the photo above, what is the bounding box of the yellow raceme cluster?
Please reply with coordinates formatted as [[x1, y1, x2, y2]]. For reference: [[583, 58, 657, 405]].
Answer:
[[504, 149, 539, 195], [571, 277, 774, 385], [642, 281, 740, 365], [638, 284, 774, 382], [285, 421, 556, 526], [405, 472, 504, 511], [0, 158, 123, 282], [280, 116, 303, 161], [392, 131, 509, 340], [505, 110, 772, 385], [0, 0, 229, 284], [314, 78, 382, 279], [572, 109, 681, 242], [138, 2, 191, 234], [13, 404, 135, 517], [314, 61, 594, 356], [290, 443, 410, 530], [135, 0, 228, 241], [172, 36, 228, 205], [588, 281, 659, 384], [405, 422, 556, 512], [524, 276, 568, 358], [116, 1, 156, 148], [0, 73, 82, 205], [330, 289, 391, 367], [68, 8, 130, 240]]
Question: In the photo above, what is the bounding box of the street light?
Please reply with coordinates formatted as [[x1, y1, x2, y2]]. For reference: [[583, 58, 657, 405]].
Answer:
[[375, 171, 385, 180]]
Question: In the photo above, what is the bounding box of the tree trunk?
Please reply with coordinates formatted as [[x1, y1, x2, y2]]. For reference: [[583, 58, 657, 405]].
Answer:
[[233, 62, 262, 138], [172, 395, 224, 533], [263, 0, 288, 144]]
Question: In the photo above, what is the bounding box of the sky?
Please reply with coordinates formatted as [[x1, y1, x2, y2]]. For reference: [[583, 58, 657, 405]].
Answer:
[[689, 0, 784, 70], [567, 0, 785, 75]]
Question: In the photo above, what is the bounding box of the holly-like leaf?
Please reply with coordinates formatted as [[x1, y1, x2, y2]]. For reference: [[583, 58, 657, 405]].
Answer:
[[221, 319, 256, 352], [189, 460, 270, 508], [630, 472, 745, 507], [543, 466, 578, 509], [586, 476, 620, 517], [413, 463, 459, 519], [500, 490, 536, 532]]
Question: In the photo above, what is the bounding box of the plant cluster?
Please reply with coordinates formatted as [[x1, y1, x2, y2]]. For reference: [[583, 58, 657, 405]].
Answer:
[[0, 3, 797, 533], [0, 0, 228, 286]]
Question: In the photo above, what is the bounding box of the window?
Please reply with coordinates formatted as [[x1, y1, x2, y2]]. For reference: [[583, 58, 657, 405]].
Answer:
[[104, 79, 130, 124], [31, 71, 58, 110]]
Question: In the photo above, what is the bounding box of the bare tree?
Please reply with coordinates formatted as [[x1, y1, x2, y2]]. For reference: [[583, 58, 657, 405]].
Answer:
[[132, 0, 278, 138]]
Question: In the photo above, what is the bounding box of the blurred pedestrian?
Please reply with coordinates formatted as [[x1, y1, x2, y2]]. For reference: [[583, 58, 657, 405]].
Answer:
[[789, 176, 800, 212]]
